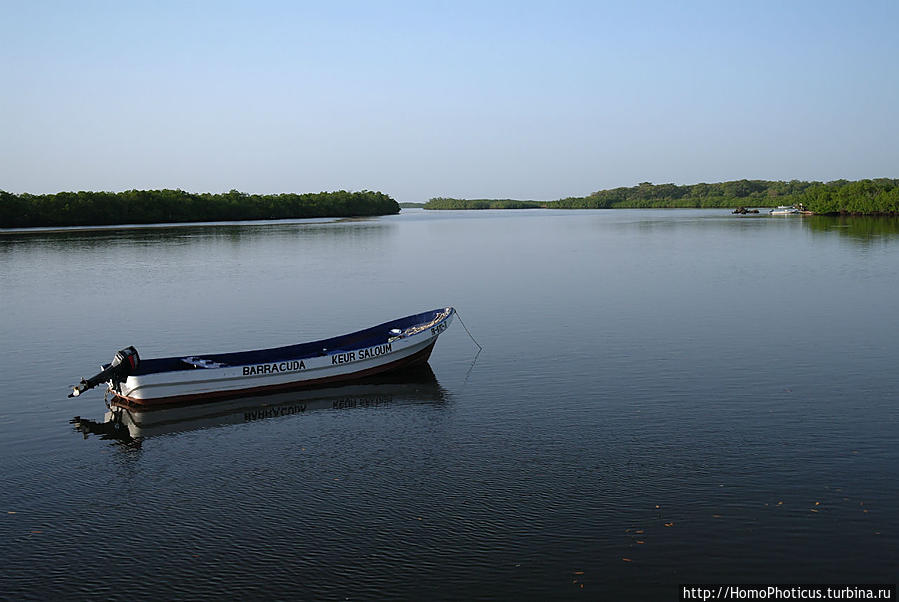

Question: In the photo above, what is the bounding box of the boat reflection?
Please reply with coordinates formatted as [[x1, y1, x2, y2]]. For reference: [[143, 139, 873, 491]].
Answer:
[[71, 364, 446, 442]]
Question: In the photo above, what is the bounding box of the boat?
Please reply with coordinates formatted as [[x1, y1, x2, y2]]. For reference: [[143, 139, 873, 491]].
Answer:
[[769, 205, 800, 215], [71, 364, 446, 441], [69, 307, 455, 407]]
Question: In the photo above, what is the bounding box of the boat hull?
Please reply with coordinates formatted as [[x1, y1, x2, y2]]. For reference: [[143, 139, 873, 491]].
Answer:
[[110, 308, 454, 408]]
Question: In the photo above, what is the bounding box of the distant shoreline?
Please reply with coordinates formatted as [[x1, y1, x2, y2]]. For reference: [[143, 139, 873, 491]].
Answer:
[[422, 179, 899, 215], [4, 180, 898, 227]]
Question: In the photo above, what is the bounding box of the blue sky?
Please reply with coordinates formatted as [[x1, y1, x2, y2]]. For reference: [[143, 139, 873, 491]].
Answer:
[[2, 0, 897, 201]]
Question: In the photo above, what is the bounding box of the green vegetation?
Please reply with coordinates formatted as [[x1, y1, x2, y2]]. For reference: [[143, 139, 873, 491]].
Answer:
[[6, 180, 896, 228], [425, 179, 899, 215], [0, 189, 400, 228], [424, 198, 544, 210], [552, 180, 816, 209], [796, 179, 899, 214], [398, 202, 426, 208]]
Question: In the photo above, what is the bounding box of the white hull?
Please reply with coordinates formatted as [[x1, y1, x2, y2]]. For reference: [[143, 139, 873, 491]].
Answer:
[[106, 309, 454, 407]]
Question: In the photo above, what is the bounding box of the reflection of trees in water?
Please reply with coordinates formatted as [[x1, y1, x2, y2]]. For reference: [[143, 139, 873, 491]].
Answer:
[[0, 218, 393, 254], [803, 215, 899, 245]]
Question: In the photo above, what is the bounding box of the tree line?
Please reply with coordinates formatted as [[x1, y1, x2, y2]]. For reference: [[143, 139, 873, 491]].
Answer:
[[795, 179, 899, 214], [424, 198, 544, 210], [423, 179, 899, 214], [0, 189, 400, 228], [551, 179, 814, 208]]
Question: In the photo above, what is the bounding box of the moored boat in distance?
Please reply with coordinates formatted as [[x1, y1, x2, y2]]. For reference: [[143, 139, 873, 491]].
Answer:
[[69, 307, 455, 407], [769, 205, 800, 215]]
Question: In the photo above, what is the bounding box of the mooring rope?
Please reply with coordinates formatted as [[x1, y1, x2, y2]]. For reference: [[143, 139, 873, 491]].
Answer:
[[455, 310, 483, 351], [462, 347, 482, 386]]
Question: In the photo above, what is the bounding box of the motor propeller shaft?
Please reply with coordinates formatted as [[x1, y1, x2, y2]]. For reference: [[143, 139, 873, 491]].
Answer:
[[68, 346, 140, 398]]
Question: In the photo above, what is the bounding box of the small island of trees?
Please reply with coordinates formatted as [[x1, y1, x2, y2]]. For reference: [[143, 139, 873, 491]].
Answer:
[[0, 189, 400, 228]]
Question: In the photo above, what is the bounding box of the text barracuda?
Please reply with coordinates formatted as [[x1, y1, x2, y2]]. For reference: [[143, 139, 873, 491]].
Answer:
[[243, 360, 306, 376]]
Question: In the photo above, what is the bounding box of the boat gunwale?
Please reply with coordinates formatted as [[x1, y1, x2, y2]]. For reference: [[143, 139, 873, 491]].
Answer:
[[130, 307, 454, 376]]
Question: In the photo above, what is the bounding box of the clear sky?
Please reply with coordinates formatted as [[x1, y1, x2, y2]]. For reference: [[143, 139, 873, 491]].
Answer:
[[2, 0, 897, 202]]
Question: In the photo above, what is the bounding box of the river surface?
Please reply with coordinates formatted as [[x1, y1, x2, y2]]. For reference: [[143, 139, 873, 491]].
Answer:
[[1, 209, 897, 599]]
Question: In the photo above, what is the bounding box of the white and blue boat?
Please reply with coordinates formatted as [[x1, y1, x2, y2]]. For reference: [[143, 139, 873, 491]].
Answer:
[[70, 307, 455, 407], [769, 205, 800, 215]]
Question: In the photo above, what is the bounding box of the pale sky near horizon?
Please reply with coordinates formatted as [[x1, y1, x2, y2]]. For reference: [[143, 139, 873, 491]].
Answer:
[[2, 0, 897, 202]]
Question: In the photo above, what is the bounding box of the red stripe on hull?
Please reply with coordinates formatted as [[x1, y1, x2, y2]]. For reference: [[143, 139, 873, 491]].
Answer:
[[113, 342, 436, 409]]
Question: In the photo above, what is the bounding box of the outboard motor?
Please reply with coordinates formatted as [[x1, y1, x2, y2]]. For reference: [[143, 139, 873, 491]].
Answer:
[[69, 346, 140, 398]]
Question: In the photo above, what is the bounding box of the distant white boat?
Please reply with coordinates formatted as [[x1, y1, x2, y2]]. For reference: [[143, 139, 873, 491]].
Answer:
[[769, 205, 800, 215]]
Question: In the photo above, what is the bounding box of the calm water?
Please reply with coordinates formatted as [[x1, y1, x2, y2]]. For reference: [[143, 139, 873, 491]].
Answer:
[[1, 210, 897, 599]]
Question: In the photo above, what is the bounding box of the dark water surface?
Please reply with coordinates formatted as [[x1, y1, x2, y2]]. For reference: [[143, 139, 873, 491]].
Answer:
[[1, 210, 897, 599]]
